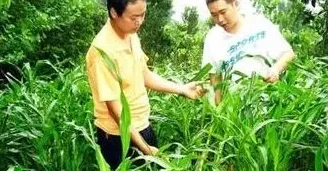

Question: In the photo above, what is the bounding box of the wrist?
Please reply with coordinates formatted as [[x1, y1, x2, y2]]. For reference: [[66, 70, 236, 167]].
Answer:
[[272, 63, 285, 74], [270, 66, 281, 76], [139, 143, 151, 154], [177, 84, 185, 96]]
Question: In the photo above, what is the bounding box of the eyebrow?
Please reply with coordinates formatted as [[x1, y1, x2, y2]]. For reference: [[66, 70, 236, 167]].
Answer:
[[132, 12, 145, 17], [218, 9, 227, 13], [131, 9, 146, 17], [211, 9, 226, 15]]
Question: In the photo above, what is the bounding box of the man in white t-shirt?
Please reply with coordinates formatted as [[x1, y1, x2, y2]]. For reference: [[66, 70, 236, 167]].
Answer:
[[238, 0, 256, 16], [202, 0, 295, 105]]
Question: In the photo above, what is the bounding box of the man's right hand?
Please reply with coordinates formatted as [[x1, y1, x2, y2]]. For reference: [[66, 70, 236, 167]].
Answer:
[[263, 67, 280, 83], [179, 82, 206, 100], [145, 146, 159, 156]]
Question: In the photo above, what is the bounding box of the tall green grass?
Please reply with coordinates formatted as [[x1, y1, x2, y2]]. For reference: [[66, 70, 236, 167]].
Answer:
[[0, 43, 327, 171], [143, 57, 328, 171], [0, 61, 99, 170]]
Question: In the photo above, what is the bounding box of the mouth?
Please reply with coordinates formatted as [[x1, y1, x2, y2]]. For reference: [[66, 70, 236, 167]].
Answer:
[[221, 23, 228, 29], [132, 27, 140, 32]]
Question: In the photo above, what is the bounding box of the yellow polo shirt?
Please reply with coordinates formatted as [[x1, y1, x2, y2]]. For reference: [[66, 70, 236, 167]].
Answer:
[[86, 20, 150, 135]]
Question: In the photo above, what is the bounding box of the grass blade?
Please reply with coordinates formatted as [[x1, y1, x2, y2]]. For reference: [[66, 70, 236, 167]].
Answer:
[[191, 63, 213, 81], [95, 47, 131, 160]]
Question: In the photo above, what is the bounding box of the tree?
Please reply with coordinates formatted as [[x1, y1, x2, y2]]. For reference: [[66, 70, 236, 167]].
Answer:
[[0, 0, 105, 66], [0, 0, 11, 9], [139, 0, 173, 65], [323, 0, 328, 55], [182, 6, 199, 34]]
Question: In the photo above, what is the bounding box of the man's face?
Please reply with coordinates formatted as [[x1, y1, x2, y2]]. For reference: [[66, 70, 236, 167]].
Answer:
[[114, 0, 146, 34], [207, 0, 239, 32]]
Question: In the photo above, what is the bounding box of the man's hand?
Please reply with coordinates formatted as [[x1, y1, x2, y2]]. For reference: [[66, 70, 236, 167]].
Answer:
[[144, 146, 159, 156], [264, 67, 280, 83], [263, 50, 295, 83], [180, 81, 207, 99]]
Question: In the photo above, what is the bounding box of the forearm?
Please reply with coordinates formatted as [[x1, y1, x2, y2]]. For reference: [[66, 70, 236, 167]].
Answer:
[[210, 74, 222, 105], [144, 69, 183, 95], [105, 101, 152, 154], [272, 50, 295, 73], [131, 130, 153, 154], [214, 90, 222, 106]]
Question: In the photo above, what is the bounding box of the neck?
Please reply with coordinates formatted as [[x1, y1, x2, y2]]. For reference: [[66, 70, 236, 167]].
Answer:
[[110, 20, 129, 40], [227, 15, 245, 34]]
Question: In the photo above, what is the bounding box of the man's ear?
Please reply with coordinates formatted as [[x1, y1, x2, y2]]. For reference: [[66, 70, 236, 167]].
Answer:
[[110, 8, 118, 19], [233, 0, 240, 9]]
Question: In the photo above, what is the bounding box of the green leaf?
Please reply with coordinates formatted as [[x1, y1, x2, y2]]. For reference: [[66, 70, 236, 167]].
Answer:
[[120, 91, 131, 159], [315, 146, 323, 171], [258, 146, 268, 169], [0, 0, 11, 9], [133, 155, 173, 169], [96, 47, 131, 160], [95, 145, 111, 171], [191, 63, 213, 81], [266, 127, 280, 171], [95, 47, 122, 83], [251, 119, 278, 135], [116, 158, 132, 171], [6, 165, 23, 171]]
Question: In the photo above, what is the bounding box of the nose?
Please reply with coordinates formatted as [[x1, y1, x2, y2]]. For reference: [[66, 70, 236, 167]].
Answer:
[[217, 14, 224, 24], [134, 17, 144, 27]]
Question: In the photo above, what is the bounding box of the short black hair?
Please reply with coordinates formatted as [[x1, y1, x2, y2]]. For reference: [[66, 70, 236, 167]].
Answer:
[[206, 0, 235, 5], [106, 0, 145, 19]]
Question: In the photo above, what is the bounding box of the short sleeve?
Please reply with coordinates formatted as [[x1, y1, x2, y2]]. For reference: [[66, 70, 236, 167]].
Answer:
[[202, 27, 225, 74], [265, 23, 293, 60], [141, 50, 149, 71], [89, 47, 121, 102], [134, 34, 149, 71]]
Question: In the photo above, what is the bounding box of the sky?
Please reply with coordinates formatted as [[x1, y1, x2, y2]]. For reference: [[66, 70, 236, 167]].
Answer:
[[171, 0, 210, 21]]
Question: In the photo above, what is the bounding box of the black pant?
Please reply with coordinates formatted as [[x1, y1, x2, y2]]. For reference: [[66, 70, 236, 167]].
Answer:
[[97, 126, 158, 170]]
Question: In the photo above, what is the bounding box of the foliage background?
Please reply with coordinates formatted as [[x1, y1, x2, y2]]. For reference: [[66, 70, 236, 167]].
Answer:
[[0, 0, 327, 170]]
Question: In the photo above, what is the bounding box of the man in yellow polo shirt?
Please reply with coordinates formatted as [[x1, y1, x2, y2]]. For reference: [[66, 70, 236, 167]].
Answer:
[[86, 0, 205, 169]]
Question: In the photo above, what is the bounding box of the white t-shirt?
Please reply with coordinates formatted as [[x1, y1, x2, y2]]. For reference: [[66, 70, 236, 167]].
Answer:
[[202, 15, 292, 78], [238, 0, 257, 16]]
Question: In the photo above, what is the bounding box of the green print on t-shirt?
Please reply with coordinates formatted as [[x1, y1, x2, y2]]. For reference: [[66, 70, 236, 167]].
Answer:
[[225, 31, 266, 68]]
